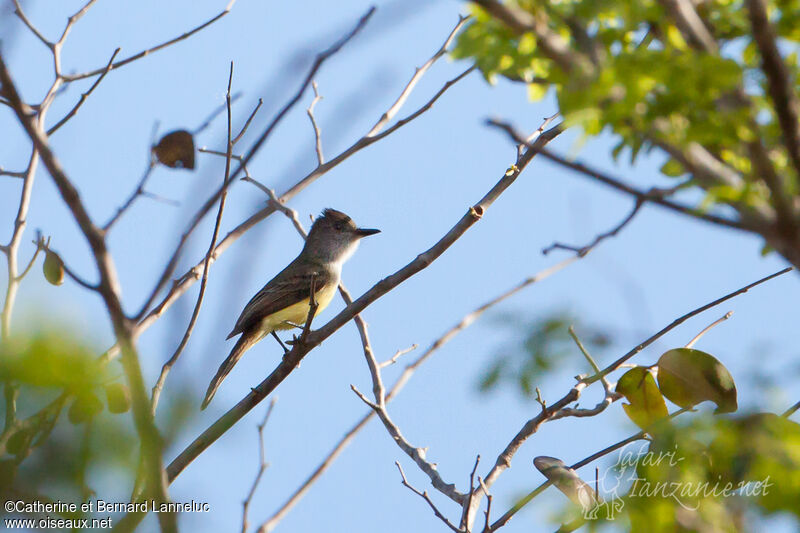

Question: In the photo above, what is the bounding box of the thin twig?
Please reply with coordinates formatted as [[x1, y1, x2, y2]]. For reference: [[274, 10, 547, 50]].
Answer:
[[63, 0, 239, 81], [468, 269, 791, 530], [15, 235, 44, 282], [379, 344, 418, 368], [193, 92, 243, 135], [12, 0, 52, 49], [46, 48, 121, 135], [543, 199, 643, 256], [162, 121, 562, 493], [395, 462, 463, 533], [103, 159, 157, 231], [132, 7, 375, 324], [587, 268, 791, 384], [783, 400, 800, 418], [0, 55, 177, 533], [486, 119, 747, 232], [102, 43, 474, 366], [487, 408, 691, 531], [257, 258, 578, 532], [232, 98, 263, 145], [306, 82, 324, 165], [479, 478, 492, 532], [0, 168, 26, 178], [568, 326, 613, 395], [366, 14, 470, 137], [242, 399, 276, 533], [462, 456, 481, 531], [150, 62, 238, 414], [684, 311, 733, 349]]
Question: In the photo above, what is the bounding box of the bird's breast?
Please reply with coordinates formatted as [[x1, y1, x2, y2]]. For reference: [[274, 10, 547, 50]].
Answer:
[[261, 278, 339, 332]]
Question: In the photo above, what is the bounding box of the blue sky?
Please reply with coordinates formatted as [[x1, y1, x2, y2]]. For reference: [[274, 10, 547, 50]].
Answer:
[[1, 0, 798, 531]]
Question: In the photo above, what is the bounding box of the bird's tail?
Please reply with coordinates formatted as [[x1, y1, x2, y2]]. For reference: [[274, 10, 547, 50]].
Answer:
[[201, 333, 257, 410]]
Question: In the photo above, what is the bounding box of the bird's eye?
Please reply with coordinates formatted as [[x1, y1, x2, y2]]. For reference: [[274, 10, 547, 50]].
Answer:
[[334, 223, 343, 231]]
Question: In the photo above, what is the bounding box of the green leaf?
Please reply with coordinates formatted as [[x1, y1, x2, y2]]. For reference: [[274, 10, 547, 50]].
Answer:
[[656, 348, 737, 413], [479, 359, 504, 391], [68, 392, 103, 424], [659, 158, 685, 177], [533, 456, 600, 510], [527, 82, 548, 101], [43, 250, 65, 286], [0, 331, 109, 392], [665, 25, 688, 50], [105, 383, 131, 414], [615, 366, 669, 430]]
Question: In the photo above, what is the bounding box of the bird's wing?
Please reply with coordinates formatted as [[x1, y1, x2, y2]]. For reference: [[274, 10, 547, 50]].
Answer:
[[227, 262, 332, 338]]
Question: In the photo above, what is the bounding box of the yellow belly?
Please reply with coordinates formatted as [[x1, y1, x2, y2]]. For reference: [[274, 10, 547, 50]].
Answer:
[[259, 281, 338, 333]]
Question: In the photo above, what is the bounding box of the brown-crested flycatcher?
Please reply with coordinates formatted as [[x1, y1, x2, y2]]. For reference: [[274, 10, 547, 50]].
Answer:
[[201, 208, 379, 409]]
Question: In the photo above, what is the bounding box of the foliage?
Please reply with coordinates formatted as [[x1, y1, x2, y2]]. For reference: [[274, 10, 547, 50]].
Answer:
[[478, 311, 610, 397], [0, 329, 137, 507], [453, 0, 800, 217], [619, 413, 800, 530]]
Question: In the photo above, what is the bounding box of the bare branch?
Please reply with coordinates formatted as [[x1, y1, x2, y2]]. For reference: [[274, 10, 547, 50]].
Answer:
[[466, 269, 791, 529], [783, 400, 800, 418], [243, 399, 276, 533], [133, 6, 375, 323], [587, 267, 791, 385], [193, 92, 243, 135], [684, 311, 732, 349], [258, 258, 576, 532], [461, 456, 481, 531], [47, 48, 121, 135], [487, 408, 691, 531], [12, 0, 53, 49], [487, 118, 747, 231], [479, 478, 492, 532], [0, 168, 26, 178], [150, 62, 236, 413], [379, 344, 418, 369], [352, 381, 464, 503], [63, 0, 239, 81], [543, 199, 643, 256], [367, 15, 469, 137], [0, 55, 176, 533], [2, 149, 38, 339], [240, 178, 309, 238], [103, 160, 157, 232], [162, 120, 563, 490], [15, 237, 43, 282], [395, 462, 463, 533], [232, 98, 263, 145], [568, 326, 613, 395], [306, 82, 324, 164], [100, 21, 473, 364]]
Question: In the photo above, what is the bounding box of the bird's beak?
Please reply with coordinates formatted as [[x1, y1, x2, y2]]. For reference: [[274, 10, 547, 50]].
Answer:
[[355, 228, 380, 237]]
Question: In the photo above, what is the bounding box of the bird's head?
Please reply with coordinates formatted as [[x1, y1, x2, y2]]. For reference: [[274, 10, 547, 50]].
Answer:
[[303, 208, 379, 264]]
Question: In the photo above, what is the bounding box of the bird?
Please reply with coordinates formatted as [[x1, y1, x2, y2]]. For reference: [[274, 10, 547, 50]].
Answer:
[[201, 208, 379, 409]]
